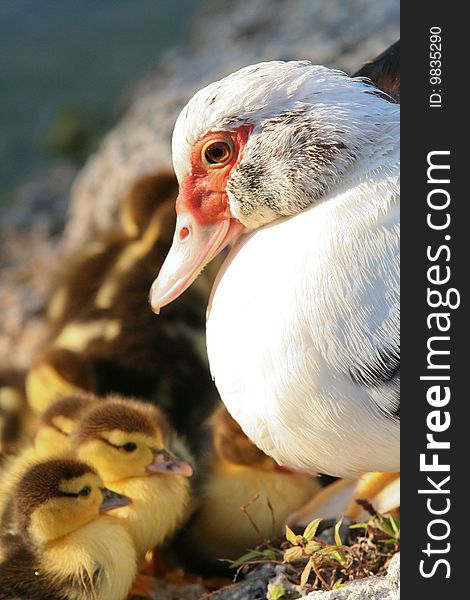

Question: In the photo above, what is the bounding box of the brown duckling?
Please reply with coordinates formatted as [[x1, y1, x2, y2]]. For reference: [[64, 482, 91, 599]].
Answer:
[[0, 457, 136, 600], [119, 172, 180, 240], [0, 392, 97, 553], [33, 392, 97, 457], [72, 395, 193, 565], [175, 405, 321, 572], [1, 391, 95, 475], [26, 171, 219, 442], [26, 348, 96, 414], [46, 172, 179, 333]]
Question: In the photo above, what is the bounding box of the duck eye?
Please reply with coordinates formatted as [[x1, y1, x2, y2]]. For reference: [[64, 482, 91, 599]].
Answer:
[[78, 486, 91, 497], [122, 442, 137, 452], [202, 139, 233, 166]]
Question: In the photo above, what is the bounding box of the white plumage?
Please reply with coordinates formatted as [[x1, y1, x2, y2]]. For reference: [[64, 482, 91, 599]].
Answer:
[[207, 161, 399, 477], [151, 60, 400, 479]]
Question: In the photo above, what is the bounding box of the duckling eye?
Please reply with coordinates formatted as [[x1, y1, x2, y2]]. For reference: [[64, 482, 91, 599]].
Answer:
[[122, 442, 137, 452], [78, 486, 91, 497], [202, 139, 233, 167]]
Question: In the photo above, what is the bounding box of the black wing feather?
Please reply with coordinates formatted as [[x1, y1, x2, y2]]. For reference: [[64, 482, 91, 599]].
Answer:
[[354, 40, 400, 103]]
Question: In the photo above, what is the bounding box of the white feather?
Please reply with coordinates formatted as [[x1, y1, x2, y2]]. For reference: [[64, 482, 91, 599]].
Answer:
[[206, 158, 399, 478], [173, 60, 400, 478], [172, 61, 395, 184]]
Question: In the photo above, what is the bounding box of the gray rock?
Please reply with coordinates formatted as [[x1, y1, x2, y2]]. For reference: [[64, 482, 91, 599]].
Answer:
[[0, 162, 76, 235], [202, 553, 400, 600], [204, 564, 277, 599], [143, 579, 208, 600], [318, 517, 354, 547], [0, 163, 77, 367], [301, 553, 400, 600], [267, 566, 303, 599]]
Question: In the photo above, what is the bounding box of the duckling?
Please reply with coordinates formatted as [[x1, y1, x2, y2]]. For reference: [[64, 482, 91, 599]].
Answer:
[[119, 172, 180, 240], [1, 391, 95, 474], [26, 171, 219, 441], [26, 348, 96, 414], [72, 395, 193, 565], [0, 457, 136, 600], [175, 404, 321, 572], [46, 172, 179, 334], [33, 392, 97, 458], [0, 392, 97, 554]]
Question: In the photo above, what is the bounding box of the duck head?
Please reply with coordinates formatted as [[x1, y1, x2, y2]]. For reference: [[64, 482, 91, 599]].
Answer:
[[150, 61, 397, 311], [14, 457, 130, 546], [73, 396, 192, 482]]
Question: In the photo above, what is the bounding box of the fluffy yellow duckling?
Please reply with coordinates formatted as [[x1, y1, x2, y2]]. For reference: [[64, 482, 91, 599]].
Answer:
[[0, 392, 96, 552], [73, 396, 193, 565], [0, 457, 136, 600], [32, 392, 97, 458], [177, 405, 320, 571], [26, 348, 96, 414], [1, 391, 95, 481]]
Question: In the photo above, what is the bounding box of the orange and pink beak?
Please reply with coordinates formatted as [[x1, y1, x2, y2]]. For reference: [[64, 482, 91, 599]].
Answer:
[[150, 126, 252, 313], [149, 190, 243, 313]]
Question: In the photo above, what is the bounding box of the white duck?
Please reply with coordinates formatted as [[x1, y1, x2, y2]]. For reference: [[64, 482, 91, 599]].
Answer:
[[150, 60, 399, 512]]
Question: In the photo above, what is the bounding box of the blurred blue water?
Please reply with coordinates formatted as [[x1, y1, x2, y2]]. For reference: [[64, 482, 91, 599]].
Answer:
[[0, 0, 200, 196]]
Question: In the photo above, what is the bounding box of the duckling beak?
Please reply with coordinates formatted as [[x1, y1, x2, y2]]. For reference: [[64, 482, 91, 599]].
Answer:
[[99, 487, 132, 513], [146, 449, 193, 477]]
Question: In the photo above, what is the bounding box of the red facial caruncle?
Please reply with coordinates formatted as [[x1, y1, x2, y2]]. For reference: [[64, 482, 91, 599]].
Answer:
[[150, 124, 252, 312]]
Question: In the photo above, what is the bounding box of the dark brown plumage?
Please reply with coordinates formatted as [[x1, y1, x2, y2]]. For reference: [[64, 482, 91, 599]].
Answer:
[[74, 396, 159, 443], [45, 172, 179, 336], [354, 40, 400, 102], [211, 404, 273, 468], [0, 544, 67, 600], [45, 235, 128, 333], [39, 392, 96, 431], [0, 459, 97, 600], [33, 347, 96, 392], [120, 172, 179, 240], [0, 458, 135, 600], [14, 459, 94, 532]]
